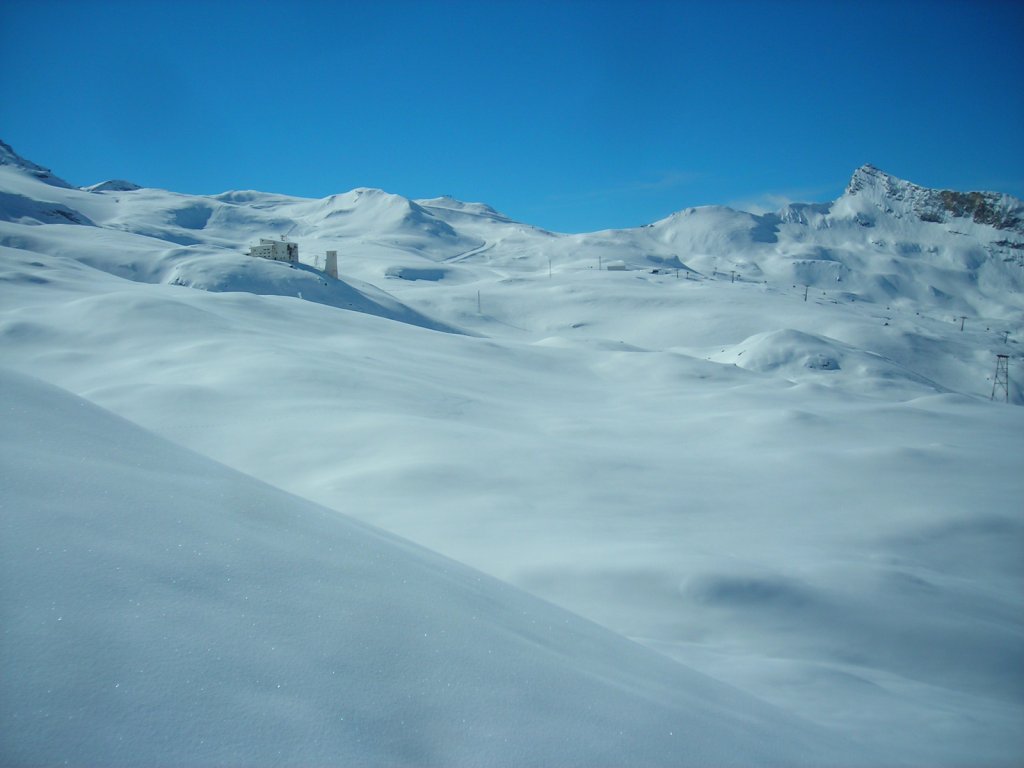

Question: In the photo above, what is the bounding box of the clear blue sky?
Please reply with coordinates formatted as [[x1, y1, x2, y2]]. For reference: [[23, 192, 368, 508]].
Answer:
[[2, 0, 1022, 232]]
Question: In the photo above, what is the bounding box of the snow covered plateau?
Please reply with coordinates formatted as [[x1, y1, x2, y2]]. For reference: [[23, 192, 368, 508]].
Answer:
[[1, 139, 1022, 766]]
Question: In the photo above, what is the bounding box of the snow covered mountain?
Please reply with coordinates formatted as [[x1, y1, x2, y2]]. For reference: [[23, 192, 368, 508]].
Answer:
[[3, 138, 1021, 324], [2, 141, 1022, 766], [0, 138, 72, 188], [843, 163, 1023, 232]]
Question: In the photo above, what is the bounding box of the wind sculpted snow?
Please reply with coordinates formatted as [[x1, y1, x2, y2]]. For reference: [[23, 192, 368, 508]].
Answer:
[[0, 369, 855, 767], [2, 141, 1023, 766]]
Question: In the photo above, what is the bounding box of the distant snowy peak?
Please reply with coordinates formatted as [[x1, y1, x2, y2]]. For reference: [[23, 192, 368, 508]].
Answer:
[[83, 179, 142, 193], [301, 187, 464, 242], [336, 188, 503, 223], [211, 189, 302, 206], [416, 194, 511, 221], [0, 139, 72, 188], [844, 164, 910, 199], [316, 187, 437, 223], [844, 164, 1023, 233]]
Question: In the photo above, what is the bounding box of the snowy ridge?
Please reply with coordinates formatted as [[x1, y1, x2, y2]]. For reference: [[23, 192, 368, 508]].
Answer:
[[844, 164, 1024, 233], [0, 139, 72, 188], [416, 194, 516, 222], [84, 178, 143, 192]]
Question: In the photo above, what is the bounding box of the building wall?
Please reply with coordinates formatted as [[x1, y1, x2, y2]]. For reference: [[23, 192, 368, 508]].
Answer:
[[250, 239, 298, 263]]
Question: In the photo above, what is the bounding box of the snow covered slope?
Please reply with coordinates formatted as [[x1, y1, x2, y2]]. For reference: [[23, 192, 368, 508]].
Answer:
[[0, 152, 459, 333], [2, 140, 1023, 766], [0, 139, 73, 188], [0, 368, 853, 767]]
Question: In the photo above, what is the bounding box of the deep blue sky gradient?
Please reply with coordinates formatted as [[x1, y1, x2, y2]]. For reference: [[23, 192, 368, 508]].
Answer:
[[2, 0, 1022, 232]]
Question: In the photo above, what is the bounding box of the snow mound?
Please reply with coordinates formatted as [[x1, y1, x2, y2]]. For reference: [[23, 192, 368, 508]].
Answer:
[[165, 256, 464, 333], [712, 329, 845, 373], [711, 329, 944, 393], [0, 368, 852, 767]]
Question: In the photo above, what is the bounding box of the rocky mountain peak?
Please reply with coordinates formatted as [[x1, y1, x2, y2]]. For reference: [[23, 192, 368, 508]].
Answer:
[[844, 163, 1023, 233], [845, 164, 902, 197]]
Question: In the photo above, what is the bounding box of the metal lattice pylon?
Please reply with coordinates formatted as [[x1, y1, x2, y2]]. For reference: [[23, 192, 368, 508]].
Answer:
[[991, 354, 1010, 402]]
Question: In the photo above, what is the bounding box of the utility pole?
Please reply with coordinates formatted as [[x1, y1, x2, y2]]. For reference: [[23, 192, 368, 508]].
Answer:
[[1002, 330, 1010, 344], [992, 354, 1010, 402], [730, 270, 736, 283], [803, 285, 809, 302], [959, 315, 967, 332]]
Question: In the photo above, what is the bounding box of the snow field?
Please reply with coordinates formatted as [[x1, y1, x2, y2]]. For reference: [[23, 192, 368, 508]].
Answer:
[[2, 147, 1023, 765], [1, 368, 856, 767]]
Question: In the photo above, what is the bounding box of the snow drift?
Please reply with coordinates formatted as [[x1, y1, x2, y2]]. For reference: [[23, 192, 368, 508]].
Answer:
[[0, 368, 851, 767]]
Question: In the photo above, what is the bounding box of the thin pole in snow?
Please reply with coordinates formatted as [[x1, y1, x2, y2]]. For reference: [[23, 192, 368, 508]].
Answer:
[[960, 315, 967, 332], [477, 290, 481, 313]]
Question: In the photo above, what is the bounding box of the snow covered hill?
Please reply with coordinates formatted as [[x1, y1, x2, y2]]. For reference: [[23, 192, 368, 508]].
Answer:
[[2, 368, 857, 767], [2, 141, 1022, 766]]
